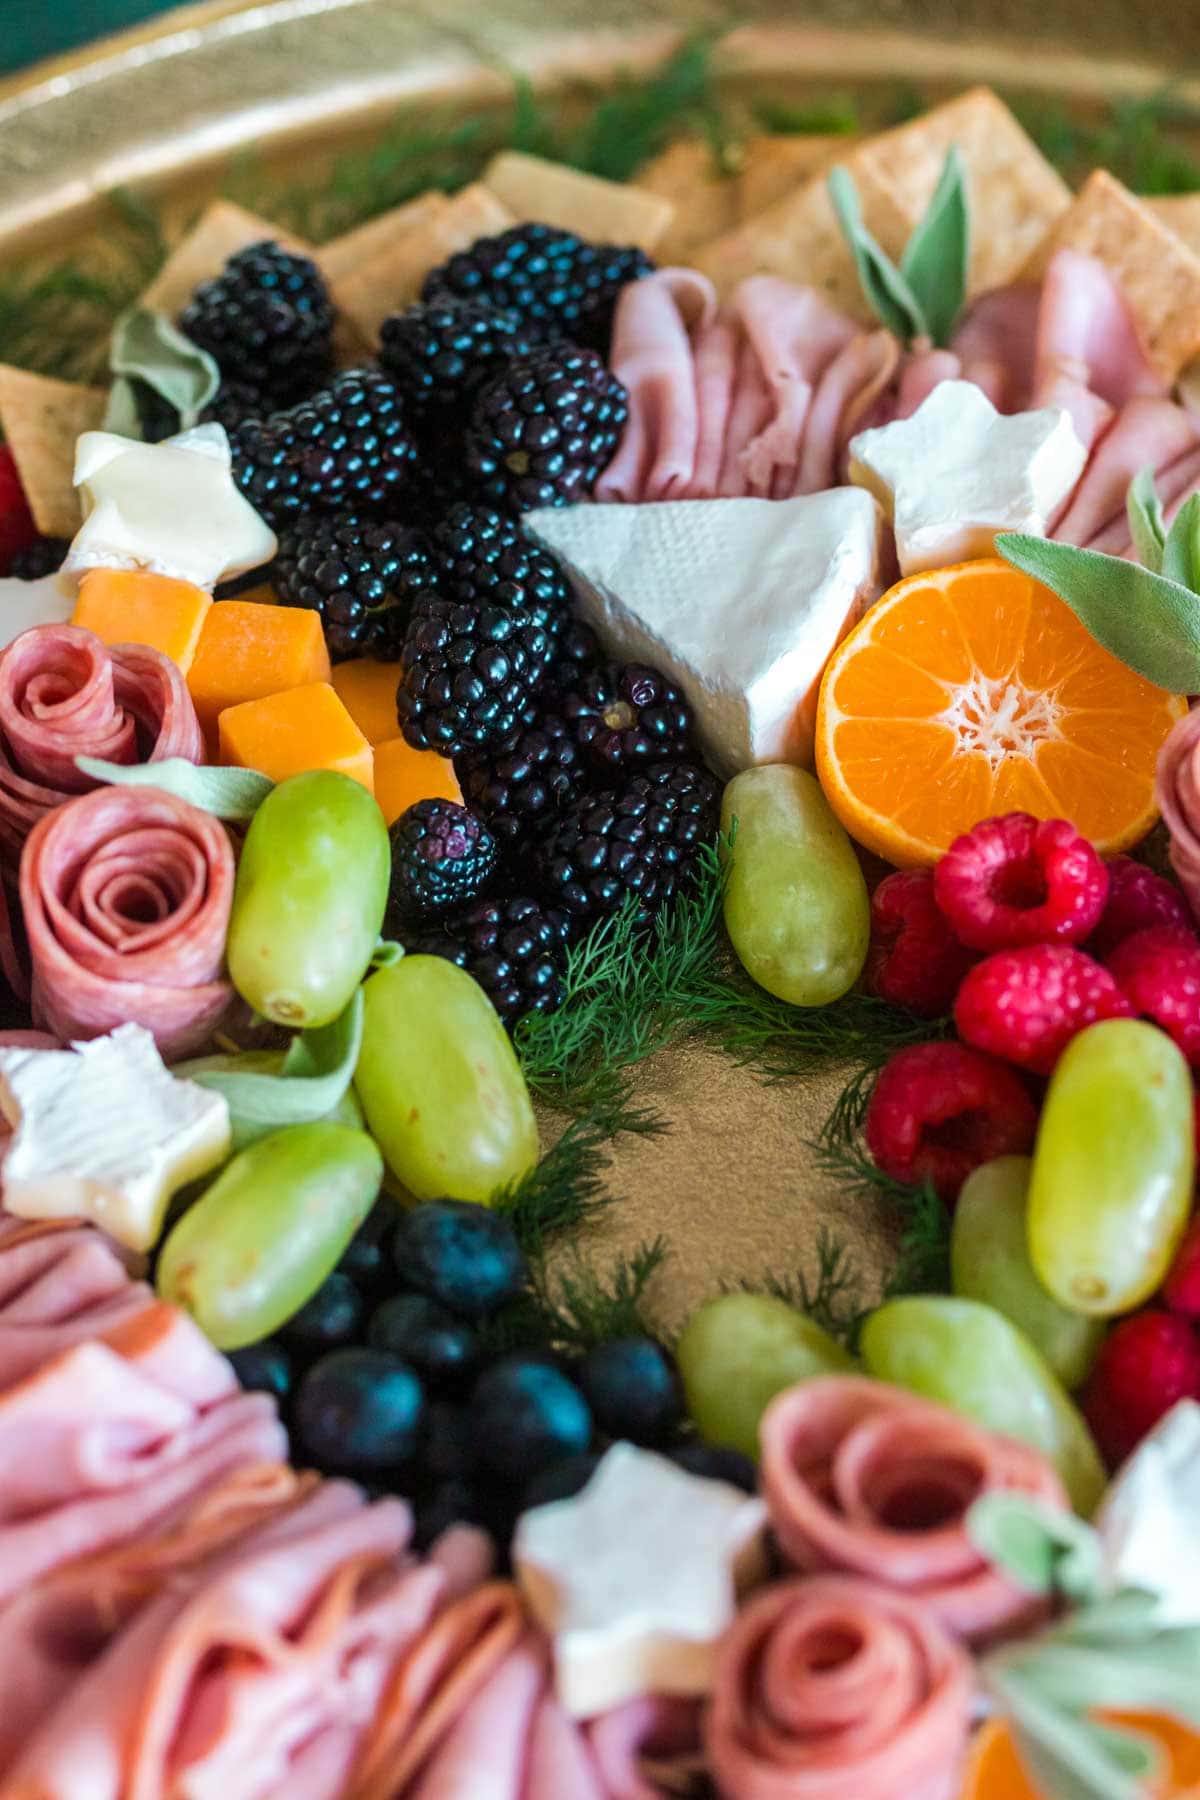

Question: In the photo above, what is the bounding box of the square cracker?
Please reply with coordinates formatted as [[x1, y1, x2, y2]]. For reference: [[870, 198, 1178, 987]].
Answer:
[[1146, 193, 1200, 259], [332, 184, 513, 349], [481, 152, 674, 252], [140, 200, 314, 319], [0, 367, 106, 538], [1024, 170, 1200, 382], [737, 134, 854, 218], [853, 87, 1071, 296], [634, 140, 740, 263], [318, 192, 449, 285]]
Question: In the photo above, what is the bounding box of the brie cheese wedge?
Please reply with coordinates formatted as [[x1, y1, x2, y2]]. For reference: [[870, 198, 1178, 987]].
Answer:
[[848, 380, 1086, 576], [0, 568, 75, 650], [64, 422, 277, 591], [1094, 1399, 1200, 1626], [525, 490, 884, 777], [0, 1023, 231, 1252]]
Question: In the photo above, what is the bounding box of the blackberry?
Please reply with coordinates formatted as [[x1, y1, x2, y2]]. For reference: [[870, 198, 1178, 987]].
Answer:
[[396, 592, 553, 754], [230, 369, 417, 527], [180, 241, 335, 407], [201, 379, 268, 435], [8, 536, 68, 580], [536, 759, 719, 924], [432, 503, 570, 652], [387, 799, 498, 924], [562, 662, 693, 773], [456, 711, 584, 852], [422, 222, 653, 352], [404, 895, 572, 1027], [466, 347, 628, 514], [274, 515, 435, 661], [380, 298, 534, 417], [543, 618, 602, 697]]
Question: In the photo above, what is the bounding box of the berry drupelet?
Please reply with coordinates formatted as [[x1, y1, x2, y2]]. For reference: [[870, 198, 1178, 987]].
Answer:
[[561, 662, 693, 773], [431, 503, 572, 633], [422, 222, 654, 352], [273, 514, 435, 661], [200, 379, 269, 434], [466, 346, 628, 513], [387, 799, 499, 924], [379, 297, 534, 417], [456, 710, 584, 853], [402, 894, 572, 1028], [180, 241, 335, 408]]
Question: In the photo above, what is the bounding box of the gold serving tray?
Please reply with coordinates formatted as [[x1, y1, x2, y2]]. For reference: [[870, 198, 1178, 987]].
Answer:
[[1, 0, 1197, 1325]]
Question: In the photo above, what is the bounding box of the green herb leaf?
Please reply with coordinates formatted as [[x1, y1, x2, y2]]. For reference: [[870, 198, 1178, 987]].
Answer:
[[736, 1226, 867, 1348], [827, 165, 928, 342], [108, 306, 220, 431], [966, 1491, 1104, 1602], [178, 990, 364, 1148], [1126, 466, 1166, 573], [898, 146, 969, 346], [369, 940, 406, 969], [76, 756, 274, 821], [102, 376, 143, 437], [1163, 491, 1200, 591], [997, 530, 1200, 692], [492, 1089, 665, 1257]]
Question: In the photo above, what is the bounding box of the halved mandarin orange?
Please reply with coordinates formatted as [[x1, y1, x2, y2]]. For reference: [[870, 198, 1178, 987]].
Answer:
[[959, 1715, 1200, 1799], [815, 559, 1186, 867]]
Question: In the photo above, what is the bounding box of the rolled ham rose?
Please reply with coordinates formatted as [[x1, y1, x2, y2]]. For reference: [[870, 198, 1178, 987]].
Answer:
[[21, 783, 235, 1059], [706, 1574, 972, 1800], [760, 1376, 1067, 1645], [0, 624, 203, 867], [1157, 707, 1200, 919]]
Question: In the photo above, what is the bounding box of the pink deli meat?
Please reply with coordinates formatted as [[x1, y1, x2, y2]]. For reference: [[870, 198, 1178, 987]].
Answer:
[[1156, 705, 1200, 918], [759, 1375, 1067, 1645], [20, 783, 236, 1059], [0, 625, 203, 869]]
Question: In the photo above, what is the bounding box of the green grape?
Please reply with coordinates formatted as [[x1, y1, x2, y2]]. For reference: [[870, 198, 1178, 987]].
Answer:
[[676, 1292, 857, 1458], [951, 1156, 1105, 1391], [226, 770, 390, 1029], [157, 1122, 382, 1350], [1027, 1018, 1194, 1317], [721, 765, 869, 1007], [355, 955, 539, 1204], [860, 1294, 1107, 1514]]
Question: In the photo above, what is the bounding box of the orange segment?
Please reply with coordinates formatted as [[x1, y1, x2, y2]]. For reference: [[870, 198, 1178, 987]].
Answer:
[[960, 1715, 1200, 1799], [816, 559, 1185, 867]]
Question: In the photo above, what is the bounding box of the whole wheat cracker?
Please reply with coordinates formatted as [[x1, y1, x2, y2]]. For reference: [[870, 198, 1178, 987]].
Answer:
[[0, 367, 106, 538], [139, 200, 316, 320], [631, 140, 740, 263], [481, 152, 674, 253], [331, 185, 513, 349]]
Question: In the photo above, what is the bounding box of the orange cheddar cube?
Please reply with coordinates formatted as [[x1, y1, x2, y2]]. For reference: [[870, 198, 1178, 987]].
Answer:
[[72, 568, 212, 672], [373, 734, 462, 827], [218, 682, 373, 790], [330, 659, 405, 746], [188, 600, 331, 746]]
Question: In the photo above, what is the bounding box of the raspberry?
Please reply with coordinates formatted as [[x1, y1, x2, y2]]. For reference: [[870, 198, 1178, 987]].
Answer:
[[1162, 1215, 1200, 1319], [865, 870, 976, 1017], [1106, 926, 1200, 1064], [863, 1040, 1038, 1203], [1088, 855, 1193, 959], [0, 445, 38, 574], [1082, 1310, 1200, 1467], [934, 813, 1108, 951], [954, 945, 1133, 1076]]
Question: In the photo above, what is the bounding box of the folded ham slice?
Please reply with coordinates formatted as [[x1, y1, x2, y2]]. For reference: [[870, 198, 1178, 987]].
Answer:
[[0, 625, 203, 871], [1051, 395, 1198, 546], [20, 784, 236, 1059], [760, 1376, 1067, 1645], [596, 269, 717, 504], [705, 1574, 973, 1800], [1156, 706, 1200, 917]]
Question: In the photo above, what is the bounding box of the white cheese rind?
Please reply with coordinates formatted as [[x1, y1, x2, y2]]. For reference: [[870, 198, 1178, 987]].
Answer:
[[0, 570, 75, 649], [525, 491, 884, 778], [0, 1022, 231, 1252], [1094, 1399, 1200, 1626], [848, 379, 1087, 576], [65, 423, 277, 591]]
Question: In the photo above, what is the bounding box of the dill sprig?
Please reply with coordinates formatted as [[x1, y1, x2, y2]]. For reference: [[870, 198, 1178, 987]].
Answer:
[[493, 1088, 665, 1257], [478, 1238, 671, 1359], [737, 1225, 867, 1347], [812, 1100, 953, 1298]]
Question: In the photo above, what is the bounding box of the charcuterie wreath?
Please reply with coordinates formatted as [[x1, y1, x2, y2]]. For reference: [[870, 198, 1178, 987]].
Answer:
[[3, 52, 1200, 1800]]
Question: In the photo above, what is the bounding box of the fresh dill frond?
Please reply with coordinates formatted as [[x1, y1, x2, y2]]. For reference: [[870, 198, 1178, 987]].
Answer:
[[738, 1225, 867, 1346], [562, 38, 720, 182], [694, 976, 939, 1086], [534, 1236, 671, 1351], [812, 1125, 952, 1298], [1017, 89, 1200, 194], [492, 1088, 666, 1257], [755, 96, 861, 135]]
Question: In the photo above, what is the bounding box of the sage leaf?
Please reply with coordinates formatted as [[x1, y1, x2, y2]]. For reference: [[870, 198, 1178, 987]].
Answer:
[[827, 165, 928, 342], [997, 531, 1200, 693], [76, 755, 274, 821], [178, 990, 364, 1149], [966, 1491, 1103, 1602], [899, 145, 968, 347], [108, 305, 220, 431], [990, 1673, 1153, 1800], [1126, 466, 1166, 574], [102, 376, 144, 438], [1163, 491, 1200, 592]]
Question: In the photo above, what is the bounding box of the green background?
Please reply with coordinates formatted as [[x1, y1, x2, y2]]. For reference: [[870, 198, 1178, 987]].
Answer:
[[1, 2, 180, 77]]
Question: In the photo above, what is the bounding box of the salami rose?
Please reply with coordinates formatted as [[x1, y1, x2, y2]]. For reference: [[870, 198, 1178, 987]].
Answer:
[[1157, 706, 1200, 917], [760, 1376, 1066, 1645], [0, 624, 203, 867], [21, 785, 235, 1060], [705, 1575, 972, 1800]]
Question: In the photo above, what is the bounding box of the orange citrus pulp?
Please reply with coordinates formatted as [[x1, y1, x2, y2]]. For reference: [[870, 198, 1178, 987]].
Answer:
[[960, 1715, 1200, 1800], [815, 559, 1186, 867]]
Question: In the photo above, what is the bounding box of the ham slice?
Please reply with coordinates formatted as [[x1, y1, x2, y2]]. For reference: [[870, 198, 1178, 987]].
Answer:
[[705, 1574, 973, 1800], [759, 1375, 1066, 1645], [20, 784, 236, 1059], [1051, 395, 1199, 546], [596, 269, 716, 504], [1157, 706, 1200, 917], [950, 282, 1042, 410], [586, 1697, 705, 1800], [0, 625, 203, 870], [795, 328, 900, 495], [732, 279, 857, 496]]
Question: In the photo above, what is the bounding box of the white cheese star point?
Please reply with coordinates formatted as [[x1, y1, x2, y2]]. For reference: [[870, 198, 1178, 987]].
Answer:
[[1095, 1398, 1200, 1627]]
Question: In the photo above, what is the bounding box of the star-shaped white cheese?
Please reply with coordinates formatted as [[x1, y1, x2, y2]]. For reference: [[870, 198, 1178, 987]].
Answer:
[[513, 1441, 767, 1717], [0, 568, 75, 649], [848, 379, 1087, 576], [64, 422, 277, 591], [0, 1023, 231, 1252], [526, 490, 884, 778], [1094, 1399, 1200, 1627]]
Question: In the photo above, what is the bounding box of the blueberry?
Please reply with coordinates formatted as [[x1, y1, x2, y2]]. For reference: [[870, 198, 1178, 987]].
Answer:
[[338, 1196, 395, 1293], [472, 1355, 592, 1482], [421, 1400, 478, 1482], [293, 1348, 425, 1473], [412, 1478, 487, 1551], [368, 1293, 478, 1391], [577, 1336, 683, 1446], [281, 1271, 365, 1355], [393, 1200, 526, 1319], [520, 1450, 603, 1512], [228, 1338, 293, 1403], [671, 1442, 759, 1493]]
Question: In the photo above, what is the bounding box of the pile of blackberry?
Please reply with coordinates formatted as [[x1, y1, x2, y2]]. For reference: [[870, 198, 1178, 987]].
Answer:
[[273, 515, 435, 661], [181, 241, 335, 413]]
